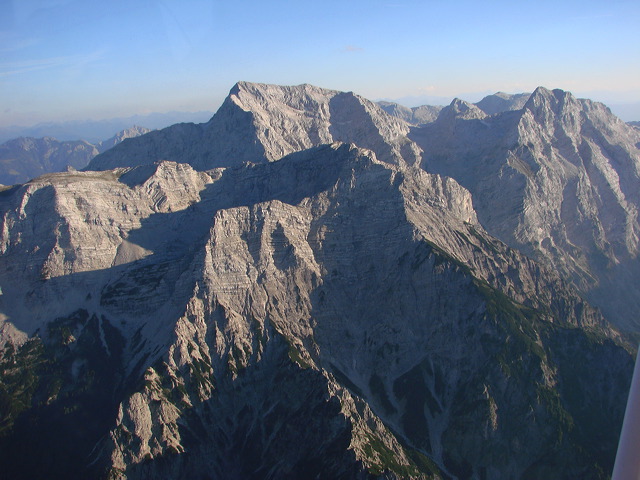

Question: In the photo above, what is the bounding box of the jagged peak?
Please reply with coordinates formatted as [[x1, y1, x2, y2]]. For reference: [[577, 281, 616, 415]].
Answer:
[[524, 86, 578, 112], [519, 86, 631, 130], [437, 98, 487, 122]]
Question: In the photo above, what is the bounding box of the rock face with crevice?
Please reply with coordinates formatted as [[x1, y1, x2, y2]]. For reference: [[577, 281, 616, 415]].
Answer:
[[0, 83, 638, 480]]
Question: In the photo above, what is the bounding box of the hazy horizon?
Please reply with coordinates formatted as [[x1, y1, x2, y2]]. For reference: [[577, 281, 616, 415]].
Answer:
[[2, 0, 639, 127]]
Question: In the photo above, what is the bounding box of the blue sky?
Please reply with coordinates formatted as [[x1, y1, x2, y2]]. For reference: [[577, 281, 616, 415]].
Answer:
[[1, 0, 639, 127]]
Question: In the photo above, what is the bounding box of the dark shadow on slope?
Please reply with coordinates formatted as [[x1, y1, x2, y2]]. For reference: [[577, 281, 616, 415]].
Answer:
[[85, 122, 207, 171], [0, 309, 127, 480], [297, 162, 635, 477], [118, 336, 374, 480], [0, 143, 373, 479], [329, 92, 399, 165]]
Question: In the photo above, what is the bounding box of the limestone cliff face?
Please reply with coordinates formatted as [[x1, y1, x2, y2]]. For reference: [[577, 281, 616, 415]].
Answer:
[[411, 87, 640, 330], [0, 143, 633, 479]]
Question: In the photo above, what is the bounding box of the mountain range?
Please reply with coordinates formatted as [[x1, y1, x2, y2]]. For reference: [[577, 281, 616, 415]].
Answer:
[[0, 126, 151, 185], [0, 81, 638, 479]]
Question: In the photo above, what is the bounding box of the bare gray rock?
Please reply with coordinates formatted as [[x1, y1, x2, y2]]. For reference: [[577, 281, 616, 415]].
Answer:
[[411, 86, 640, 331], [88, 82, 423, 171]]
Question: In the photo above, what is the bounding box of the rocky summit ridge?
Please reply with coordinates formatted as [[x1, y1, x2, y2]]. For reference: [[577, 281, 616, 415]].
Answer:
[[0, 82, 638, 480]]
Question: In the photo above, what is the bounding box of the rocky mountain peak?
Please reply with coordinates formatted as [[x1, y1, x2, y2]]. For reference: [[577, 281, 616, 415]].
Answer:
[[522, 87, 582, 125], [437, 98, 487, 123], [98, 126, 152, 153], [88, 81, 423, 172]]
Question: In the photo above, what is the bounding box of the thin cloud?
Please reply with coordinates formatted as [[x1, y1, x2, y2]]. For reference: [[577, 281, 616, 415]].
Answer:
[[0, 35, 40, 53], [343, 45, 363, 53], [0, 50, 104, 77]]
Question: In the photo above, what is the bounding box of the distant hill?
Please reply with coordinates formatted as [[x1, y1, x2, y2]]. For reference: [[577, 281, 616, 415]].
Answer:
[[474, 92, 531, 115], [377, 101, 443, 125], [0, 111, 213, 144], [0, 126, 151, 185]]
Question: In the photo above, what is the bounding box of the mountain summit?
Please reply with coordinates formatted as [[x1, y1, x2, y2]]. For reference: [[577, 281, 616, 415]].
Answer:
[[0, 82, 638, 479], [87, 81, 422, 171]]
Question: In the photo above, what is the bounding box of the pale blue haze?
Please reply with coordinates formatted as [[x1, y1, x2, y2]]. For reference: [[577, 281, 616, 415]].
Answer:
[[1, 0, 639, 126]]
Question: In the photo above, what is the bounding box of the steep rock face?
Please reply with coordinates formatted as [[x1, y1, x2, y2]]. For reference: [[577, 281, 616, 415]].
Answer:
[[87, 82, 422, 171], [0, 162, 211, 333], [410, 87, 640, 330], [0, 144, 633, 479]]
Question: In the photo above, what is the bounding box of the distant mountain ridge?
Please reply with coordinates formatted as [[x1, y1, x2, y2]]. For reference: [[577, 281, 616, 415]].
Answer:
[[0, 111, 213, 144], [377, 101, 443, 125], [377, 91, 532, 126], [0, 126, 151, 185]]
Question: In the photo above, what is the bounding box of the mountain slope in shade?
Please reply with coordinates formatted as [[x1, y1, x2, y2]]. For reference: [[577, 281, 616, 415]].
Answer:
[[97, 126, 152, 153], [0, 143, 634, 479], [475, 92, 531, 115]]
